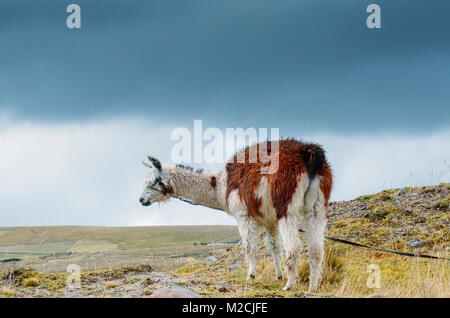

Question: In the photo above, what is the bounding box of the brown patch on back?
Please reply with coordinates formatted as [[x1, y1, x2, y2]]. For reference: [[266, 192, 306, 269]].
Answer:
[[268, 140, 308, 219], [226, 143, 269, 218], [226, 139, 332, 219], [210, 176, 217, 189]]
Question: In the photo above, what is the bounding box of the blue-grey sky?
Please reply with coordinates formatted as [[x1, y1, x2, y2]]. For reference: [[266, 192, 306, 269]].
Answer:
[[0, 1, 449, 226], [1, 0, 449, 132]]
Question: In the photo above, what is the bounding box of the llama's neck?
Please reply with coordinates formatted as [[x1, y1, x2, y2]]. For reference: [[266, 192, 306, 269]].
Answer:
[[166, 166, 222, 211]]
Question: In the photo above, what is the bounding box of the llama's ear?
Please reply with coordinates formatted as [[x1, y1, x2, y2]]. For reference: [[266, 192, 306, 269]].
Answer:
[[148, 156, 162, 172]]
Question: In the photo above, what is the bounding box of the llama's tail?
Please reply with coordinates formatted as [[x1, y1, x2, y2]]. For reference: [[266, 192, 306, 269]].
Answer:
[[300, 143, 326, 179]]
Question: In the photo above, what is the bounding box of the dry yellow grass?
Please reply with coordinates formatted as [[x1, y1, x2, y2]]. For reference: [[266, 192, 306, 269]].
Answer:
[[320, 246, 449, 298], [175, 244, 450, 298], [23, 277, 40, 287], [0, 287, 17, 297], [105, 281, 122, 289]]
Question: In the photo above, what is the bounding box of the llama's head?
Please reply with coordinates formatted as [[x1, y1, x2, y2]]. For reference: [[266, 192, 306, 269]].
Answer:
[[139, 156, 173, 206]]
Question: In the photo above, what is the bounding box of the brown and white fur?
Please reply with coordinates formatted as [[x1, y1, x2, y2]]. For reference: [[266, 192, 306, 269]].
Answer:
[[139, 139, 332, 292]]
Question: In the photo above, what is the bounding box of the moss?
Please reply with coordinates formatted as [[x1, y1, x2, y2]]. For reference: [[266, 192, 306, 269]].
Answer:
[[143, 289, 153, 296], [81, 264, 152, 283], [128, 277, 141, 284], [437, 195, 450, 210], [143, 277, 153, 287], [357, 194, 374, 202], [23, 277, 39, 287], [372, 208, 389, 220], [42, 275, 67, 291]]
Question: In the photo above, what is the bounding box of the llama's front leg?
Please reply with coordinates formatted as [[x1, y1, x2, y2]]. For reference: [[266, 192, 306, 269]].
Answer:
[[305, 203, 327, 293], [279, 217, 303, 290], [265, 229, 283, 280], [237, 215, 258, 280]]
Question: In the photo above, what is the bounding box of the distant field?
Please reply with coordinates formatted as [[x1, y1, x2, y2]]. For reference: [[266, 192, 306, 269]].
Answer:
[[0, 185, 448, 298], [0, 226, 240, 272]]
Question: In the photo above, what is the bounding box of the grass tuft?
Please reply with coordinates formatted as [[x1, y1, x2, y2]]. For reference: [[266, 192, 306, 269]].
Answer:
[[23, 277, 39, 287], [105, 281, 122, 289]]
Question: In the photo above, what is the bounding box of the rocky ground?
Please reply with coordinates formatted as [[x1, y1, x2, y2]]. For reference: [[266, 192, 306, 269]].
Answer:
[[1, 183, 448, 298], [174, 183, 449, 298], [327, 183, 449, 252], [0, 264, 206, 298]]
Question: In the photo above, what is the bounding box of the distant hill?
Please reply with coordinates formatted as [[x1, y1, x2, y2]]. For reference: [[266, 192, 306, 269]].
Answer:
[[0, 184, 449, 298], [0, 225, 239, 272]]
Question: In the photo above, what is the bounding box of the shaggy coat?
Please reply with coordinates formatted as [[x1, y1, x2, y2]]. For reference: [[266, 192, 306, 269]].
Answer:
[[139, 139, 332, 292], [226, 140, 332, 219]]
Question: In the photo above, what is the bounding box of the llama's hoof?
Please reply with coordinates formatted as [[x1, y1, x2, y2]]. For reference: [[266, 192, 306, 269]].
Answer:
[[282, 284, 292, 291], [247, 274, 255, 280]]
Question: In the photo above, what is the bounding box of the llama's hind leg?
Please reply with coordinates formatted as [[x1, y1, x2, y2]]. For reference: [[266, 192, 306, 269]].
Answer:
[[279, 216, 303, 290], [236, 215, 259, 280], [304, 209, 326, 293], [304, 181, 327, 293], [265, 229, 283, 280]]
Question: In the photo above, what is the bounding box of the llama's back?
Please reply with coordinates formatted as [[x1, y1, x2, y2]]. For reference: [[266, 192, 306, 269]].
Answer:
[[225, 139, 332, 219]]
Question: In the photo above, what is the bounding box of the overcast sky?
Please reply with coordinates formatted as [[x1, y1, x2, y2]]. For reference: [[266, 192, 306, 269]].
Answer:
[[0, 1, 449, 226]]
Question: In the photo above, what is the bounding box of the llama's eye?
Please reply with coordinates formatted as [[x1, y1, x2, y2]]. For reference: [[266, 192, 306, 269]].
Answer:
[[148, 179, 159, 188]]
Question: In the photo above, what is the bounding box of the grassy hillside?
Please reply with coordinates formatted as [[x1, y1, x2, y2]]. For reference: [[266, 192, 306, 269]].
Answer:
[[0, 225, 239, 248], [174, 183, 449, 298], [1, 184, 449, 297]]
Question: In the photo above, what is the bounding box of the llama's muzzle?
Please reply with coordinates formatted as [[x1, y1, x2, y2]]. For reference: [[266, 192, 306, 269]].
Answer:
[[139, 197, 151, 206]]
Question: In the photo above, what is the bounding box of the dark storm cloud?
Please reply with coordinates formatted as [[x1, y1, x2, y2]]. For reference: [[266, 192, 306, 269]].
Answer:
[[0, 0, 449, 132]]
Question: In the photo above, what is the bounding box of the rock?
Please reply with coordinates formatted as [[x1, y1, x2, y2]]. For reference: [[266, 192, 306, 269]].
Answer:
[[400, 209, 412, 216], [202, 256, 218, 263], [415, 216, 426, 223], [149, 286, 201, 298], [228, 264, 239, 271], [374, 209, 388, 220], [398, 188, 406, 196], [218, 286, 229, 293], [410, 241, 422, 248]]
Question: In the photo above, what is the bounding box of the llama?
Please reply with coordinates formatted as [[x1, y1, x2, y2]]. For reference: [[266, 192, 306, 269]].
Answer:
[[139, 139, 332, 292]]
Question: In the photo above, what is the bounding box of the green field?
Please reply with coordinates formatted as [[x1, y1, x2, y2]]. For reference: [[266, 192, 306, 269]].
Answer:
[[0, 226, 239, 272]]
